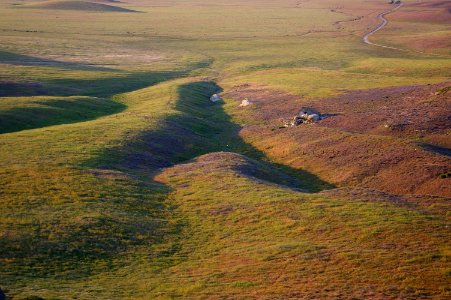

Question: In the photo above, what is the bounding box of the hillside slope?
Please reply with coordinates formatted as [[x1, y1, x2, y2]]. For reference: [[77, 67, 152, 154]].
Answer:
[[225, 82, 451, 197], [2, 77, 450, 299]]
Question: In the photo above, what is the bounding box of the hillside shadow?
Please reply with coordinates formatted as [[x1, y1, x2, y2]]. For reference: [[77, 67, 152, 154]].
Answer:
[[27, 79, 334, 275], [0, 61, 211, 135], [43, 60, 211, 98], [420, 143, 451, 158], [0, 81, 48, 97], [0, 70, 189, 134], [0, 97, 126, 134], [173, 81, 335, 192], [48, 70, 188, 98], [94, 80, 334, 192], [0, 70, 191, 98], [0, 50, 118, 72], [1, 50, 211, 98]]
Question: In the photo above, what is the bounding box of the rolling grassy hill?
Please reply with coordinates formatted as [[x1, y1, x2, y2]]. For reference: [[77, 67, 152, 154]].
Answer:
[[0, 0, 450, 298]]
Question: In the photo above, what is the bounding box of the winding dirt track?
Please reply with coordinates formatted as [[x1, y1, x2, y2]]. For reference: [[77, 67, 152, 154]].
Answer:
[[363, 3, 404, 50]]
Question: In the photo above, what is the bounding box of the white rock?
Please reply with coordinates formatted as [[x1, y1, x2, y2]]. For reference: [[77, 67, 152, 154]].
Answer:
[[210, 94, 222, 102], [239, 98, 251, 107]]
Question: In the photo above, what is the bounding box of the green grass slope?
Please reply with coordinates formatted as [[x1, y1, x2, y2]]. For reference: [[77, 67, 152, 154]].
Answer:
[[0, 76, 297, 298], [0, 77, 204, 298], [152, 152, 450, 299]]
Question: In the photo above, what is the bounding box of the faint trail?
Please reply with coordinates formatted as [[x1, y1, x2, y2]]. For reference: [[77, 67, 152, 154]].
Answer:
[[362, 3, 451, 58], [363, 3, 405, 51]]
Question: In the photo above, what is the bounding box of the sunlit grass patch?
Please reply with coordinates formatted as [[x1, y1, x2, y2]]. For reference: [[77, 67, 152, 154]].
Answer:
[[221, 67, 448, 99]]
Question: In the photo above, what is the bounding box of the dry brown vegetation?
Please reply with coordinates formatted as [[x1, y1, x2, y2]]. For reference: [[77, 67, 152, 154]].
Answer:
[[226, 82, 451, 197]]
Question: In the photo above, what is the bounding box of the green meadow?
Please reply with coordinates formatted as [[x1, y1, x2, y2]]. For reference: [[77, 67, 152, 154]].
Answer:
[[0, 0, 450, 298]]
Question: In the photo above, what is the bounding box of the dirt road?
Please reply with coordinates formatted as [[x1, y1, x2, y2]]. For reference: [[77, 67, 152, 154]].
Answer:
[[363, 3, 404, 50]]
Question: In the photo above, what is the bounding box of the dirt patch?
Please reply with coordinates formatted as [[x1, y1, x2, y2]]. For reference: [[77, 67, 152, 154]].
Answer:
[[226, 82, 451, 139], [226, 85, 300, 122], [309, 82, 451, 139], [226, 83, 451, 197]]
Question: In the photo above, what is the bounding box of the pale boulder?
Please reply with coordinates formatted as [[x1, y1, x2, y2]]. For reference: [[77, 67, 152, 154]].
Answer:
[[239, 98, 251, 107], [210, 94, 222, 102]]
